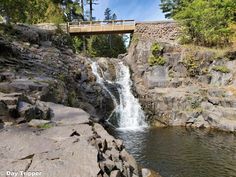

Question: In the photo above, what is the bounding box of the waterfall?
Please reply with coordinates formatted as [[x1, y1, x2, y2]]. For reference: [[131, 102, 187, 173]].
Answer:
[[91, 61, 147, 130], [115, 62, 147, 130], [91, 62, 118, 107]]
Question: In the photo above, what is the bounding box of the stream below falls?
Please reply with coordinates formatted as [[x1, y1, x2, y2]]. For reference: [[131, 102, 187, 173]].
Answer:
[[91, 60, 236, 177], [108, 127, 236, 177]]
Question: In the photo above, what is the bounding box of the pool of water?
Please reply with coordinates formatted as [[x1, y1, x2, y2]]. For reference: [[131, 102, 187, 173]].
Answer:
[[108, 127, 236, 177]]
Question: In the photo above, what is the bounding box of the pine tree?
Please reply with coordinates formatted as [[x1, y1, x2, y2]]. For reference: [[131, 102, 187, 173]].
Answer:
[[104, 8, 112, 20], [112, 13, 117, 20], [159, 0, 183, 18]]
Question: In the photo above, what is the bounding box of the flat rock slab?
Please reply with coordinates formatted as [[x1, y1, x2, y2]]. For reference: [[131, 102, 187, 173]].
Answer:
[[0, 103, 100, 177], [45, 102, 90, 125]]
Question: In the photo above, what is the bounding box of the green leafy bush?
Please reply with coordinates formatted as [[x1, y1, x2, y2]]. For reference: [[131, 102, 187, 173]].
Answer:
[[72, 36, 83, 53], [148, 43, 166, 66], [212, 66, 230, 73], [148, 56, 166, 66], [151, 43, 163, 56], [161, 0, 236, 47], [183, 56, 200, 77]]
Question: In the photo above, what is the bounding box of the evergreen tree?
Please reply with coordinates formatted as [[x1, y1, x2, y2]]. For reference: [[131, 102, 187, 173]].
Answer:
[[112, 13, 117, 20], [159, 0, 183, 18], [104, 8, 112, 20]]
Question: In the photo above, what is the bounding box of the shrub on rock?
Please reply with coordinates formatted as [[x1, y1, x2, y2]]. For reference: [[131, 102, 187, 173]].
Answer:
[[148, 43, 166, 66]]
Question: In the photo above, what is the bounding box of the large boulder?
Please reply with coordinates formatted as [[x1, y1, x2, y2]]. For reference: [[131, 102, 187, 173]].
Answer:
[[17, 101, 52, 122]]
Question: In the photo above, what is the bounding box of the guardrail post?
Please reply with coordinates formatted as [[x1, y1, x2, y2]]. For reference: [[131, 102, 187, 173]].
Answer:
[[67, 22, 69, 34]]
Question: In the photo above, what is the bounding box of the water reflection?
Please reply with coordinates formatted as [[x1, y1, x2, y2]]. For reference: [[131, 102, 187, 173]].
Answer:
[[108, 127, 236, 177]]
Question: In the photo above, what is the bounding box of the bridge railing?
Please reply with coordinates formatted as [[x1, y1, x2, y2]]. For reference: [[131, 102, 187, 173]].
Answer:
[[68, 20, 135, 34], [69, 20, 135, 26]]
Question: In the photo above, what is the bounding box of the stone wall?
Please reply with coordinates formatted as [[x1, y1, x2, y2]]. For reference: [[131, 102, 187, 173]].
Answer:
[[135, 21, 180, 43]]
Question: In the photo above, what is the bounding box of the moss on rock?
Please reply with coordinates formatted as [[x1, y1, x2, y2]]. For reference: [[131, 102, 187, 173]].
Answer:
[[212, 66, 230, 73]]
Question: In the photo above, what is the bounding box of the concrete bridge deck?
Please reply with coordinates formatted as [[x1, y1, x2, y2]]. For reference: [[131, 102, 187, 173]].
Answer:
[[68, 20, 136, 35]]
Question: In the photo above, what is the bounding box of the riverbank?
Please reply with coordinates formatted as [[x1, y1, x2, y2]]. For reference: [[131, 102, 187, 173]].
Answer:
[[0, 23, 147, 177], [0, 102, 141, 176], [125, 24, 236, 133]]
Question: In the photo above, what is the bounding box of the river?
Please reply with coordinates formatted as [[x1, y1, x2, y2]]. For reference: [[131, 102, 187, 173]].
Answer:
[[91, 60, 236, 177], [108, 127, 236, 177]]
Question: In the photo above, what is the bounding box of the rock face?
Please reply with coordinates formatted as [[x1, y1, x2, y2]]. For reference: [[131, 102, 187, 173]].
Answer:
[[0, 103, 139, 177], [0, 23, 115, 121], [125, 34, 236, 132], [0, 23, 142, 177]]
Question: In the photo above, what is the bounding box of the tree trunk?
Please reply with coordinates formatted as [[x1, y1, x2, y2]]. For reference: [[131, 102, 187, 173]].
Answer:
[[89, 0, 92, 21], [81, 0, 84, 20]]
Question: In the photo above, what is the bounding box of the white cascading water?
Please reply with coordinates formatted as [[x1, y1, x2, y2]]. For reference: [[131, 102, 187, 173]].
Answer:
[[91, 61, 147, 130], [91, 62, 118, 107], [115, 62, 147, 130]]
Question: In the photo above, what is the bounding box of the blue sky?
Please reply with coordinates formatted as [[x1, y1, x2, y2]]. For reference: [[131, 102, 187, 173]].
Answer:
[[91, 0, 166, 21]]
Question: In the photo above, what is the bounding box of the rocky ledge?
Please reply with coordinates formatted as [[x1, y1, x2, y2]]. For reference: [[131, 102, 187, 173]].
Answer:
[[0, 101, 141, 177], [0, 23, 158, 177], [125, 36, 236, 133]]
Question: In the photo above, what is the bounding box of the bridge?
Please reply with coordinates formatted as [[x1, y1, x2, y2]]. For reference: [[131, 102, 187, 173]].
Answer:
[[67, 20, 136, 35], [35, 20, 178, 42]]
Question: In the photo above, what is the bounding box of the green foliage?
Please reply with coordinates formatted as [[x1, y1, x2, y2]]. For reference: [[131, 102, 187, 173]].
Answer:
[[67, 90, 77, 107], [0, 0, 87, 24], [87, 7, 126, 58], [151, 43, 163, 56], [87, 34, 126, 58], [191, 99, 201, 109], [38, 123, 52, 129], [212, 66, 230, 73], [148, 56, 166, 66], [160, 0, 236, 47], [183, 55, 199, 77], [148, 42, 166, 66], [0, 0, 65, 24], [58, 73, 66, 82], [61, 0, 83, 21], [72, 36, 83, 53]]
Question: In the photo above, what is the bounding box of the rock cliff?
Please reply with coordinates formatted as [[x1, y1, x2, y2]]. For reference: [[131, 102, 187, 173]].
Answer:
[[0, 23, 115, 121], [125, 22, 236, 132], [0, 23, 143, 177]]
